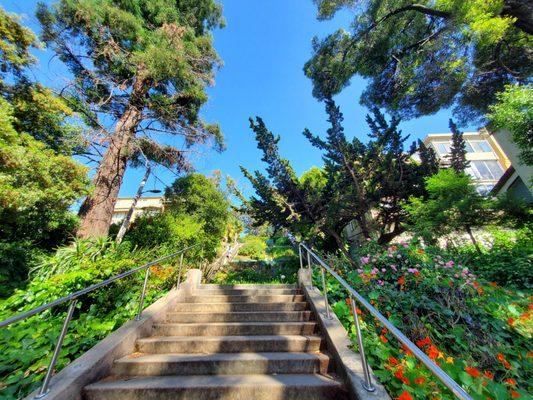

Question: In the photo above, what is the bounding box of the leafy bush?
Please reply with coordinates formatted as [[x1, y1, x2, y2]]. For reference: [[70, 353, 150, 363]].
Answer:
[[0, 238, 182, 399], [212, 258, 299, 284], [452, 227, 532, 289], [320, 240, 531, 400], [238, 235, 267, 260]]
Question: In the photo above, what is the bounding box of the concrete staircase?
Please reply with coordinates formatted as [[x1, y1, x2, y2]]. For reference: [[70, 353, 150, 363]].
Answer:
[[83, 284, 349, 400]]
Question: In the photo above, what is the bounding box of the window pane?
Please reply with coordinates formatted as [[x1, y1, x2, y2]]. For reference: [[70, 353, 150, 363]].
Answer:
[[479, 141, 492, 152], [465, 141, 474, 152], [466, 166, 480, 179], [485, 160, 503, 180], [472, 161, 492, 179], [436, 142, 451, 154]]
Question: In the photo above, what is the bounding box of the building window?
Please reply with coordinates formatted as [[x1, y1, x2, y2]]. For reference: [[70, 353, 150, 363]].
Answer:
[[466, 160, 504, 181], [467, 140, 492, 153], [434, 141, 451, 155]]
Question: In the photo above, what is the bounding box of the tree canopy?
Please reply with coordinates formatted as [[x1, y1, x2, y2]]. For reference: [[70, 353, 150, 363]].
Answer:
[[37, 0, 226, 237], [242, 98, 439, 255], [305, 0, 532, 124]]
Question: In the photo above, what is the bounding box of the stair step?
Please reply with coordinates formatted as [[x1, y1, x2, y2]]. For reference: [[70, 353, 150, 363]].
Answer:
[[153, 322, 316, 336], [173, 302, 308, 312], [183, 295, 306, 303], [136, 335, 322, 354], [199, 284, 297, 290], [166, 311, 313, 323], [113, 352, 330, 376], [84, 374, 345, 400], [196, 288, 300, 296]]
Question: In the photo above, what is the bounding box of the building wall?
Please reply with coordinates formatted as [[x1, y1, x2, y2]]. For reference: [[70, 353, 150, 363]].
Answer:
[[492, 129, 533, 191], [423, 131, 510, 194], [111, 197, 164, 225]]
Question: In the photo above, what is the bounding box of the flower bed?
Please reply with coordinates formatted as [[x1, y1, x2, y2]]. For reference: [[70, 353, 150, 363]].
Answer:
[[317, 241, 532, 399]]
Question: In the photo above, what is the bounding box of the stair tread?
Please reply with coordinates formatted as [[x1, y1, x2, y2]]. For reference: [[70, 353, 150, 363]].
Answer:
[[155, 322, 315, 327], [138, 334, 322, 343], [116, 352, 329, 363], [85, 373, 342, 390]]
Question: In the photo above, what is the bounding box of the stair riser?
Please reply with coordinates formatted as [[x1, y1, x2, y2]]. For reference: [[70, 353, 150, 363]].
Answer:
[[84, 385, 343, 400], [112, 358, 329, 376], [137, 339, 321, 354], [196, 289, 300, 296], [166, 311, 312, 323], [173, 303, 308, 312], [153, 323, 316, 336], [183, 295, 306, 303]]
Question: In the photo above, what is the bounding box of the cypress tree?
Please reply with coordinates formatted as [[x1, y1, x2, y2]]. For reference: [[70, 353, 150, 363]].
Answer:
[[448, 119, 470, 173]]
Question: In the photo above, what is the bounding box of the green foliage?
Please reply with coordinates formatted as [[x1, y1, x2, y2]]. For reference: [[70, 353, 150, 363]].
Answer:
[[0, 97, 90, 293], [37, 0, 225, 157], [447, 120, 470, 173], [126, 173, 232, 261], [212, 258, 299, 285], [322, 240, 532, 399], [305, 0, 532, 123], [0, 238, 181, 399], [405, 170, 492, 249], [238, 235, 268, 260], [242, 98, 437, 254], [488, 84, 533, 166], [453, 227, 533, 289]]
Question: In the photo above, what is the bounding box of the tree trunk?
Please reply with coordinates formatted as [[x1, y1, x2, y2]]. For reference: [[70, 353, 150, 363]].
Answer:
[[77, 78, 147, 238], [465, 226, 482, 254], [325, 228, 357, 266]]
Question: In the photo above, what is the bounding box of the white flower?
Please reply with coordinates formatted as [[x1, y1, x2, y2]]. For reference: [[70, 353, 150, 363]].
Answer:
[[280, 275, 286, 279]]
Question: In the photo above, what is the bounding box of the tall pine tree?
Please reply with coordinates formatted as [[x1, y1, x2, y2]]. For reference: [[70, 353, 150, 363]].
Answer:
[[37, 0, 225, 238], [448, 119, 470, 173]]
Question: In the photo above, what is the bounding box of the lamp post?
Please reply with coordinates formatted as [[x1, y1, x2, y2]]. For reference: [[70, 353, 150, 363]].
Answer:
[[116, 165, 161, 243]]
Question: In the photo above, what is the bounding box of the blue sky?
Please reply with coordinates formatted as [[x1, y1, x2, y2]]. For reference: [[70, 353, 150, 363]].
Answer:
[[2, 0, 476, 198]]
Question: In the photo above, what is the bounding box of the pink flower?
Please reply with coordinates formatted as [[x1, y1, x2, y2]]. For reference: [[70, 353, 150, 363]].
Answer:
[[381, 268, 386, 272], [407, 268, 419, 274], [370, 268, 379, 275], [360, 256, 370, 265], [377, 280, 384, 285], [390, 264, 397, 271], [445, 260, 454, 268], [357, 269, 363, 274]]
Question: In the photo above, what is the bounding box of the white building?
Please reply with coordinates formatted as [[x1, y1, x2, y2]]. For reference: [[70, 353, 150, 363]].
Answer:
[[111, 196, 164, 225]]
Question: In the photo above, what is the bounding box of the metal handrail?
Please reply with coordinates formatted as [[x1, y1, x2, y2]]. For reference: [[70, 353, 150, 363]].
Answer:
[[0, 243, 199, 398], [297, 241, 474, 400]]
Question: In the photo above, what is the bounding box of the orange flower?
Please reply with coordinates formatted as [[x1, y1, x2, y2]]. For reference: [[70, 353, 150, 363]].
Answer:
[[416, 248, 425, 254], [398, 276, 406, 285], [489, 282, 497, 287], [508, 317, 515, 326], [503, 360, 512, 369], [388, 356, 399, 366], [398, 391, 413, 400], [497, 353, 506, 362], [529, 303, 533, 310], [416, 337, 431, 348], [414, 377, 426, 385], [505, 378, 517, 386], [401, 344, 413, 356], [465, 366, 481, 378], [511, 390, 521, 398], [427, 345, 439, 360], [380, 335, 388, 344], [484, 371, 494, 380], [394, 370, 410, 385]]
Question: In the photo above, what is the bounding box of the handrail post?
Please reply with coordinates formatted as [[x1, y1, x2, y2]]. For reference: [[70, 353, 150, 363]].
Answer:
[[298, 245, 303, 270], [176, 252, 185, 288], [306, 249, 313, 288], [135, 267, 151, 321], [350, 295, 375, 392], [35, 299, 77, 399], [320, 265, 332, 319]]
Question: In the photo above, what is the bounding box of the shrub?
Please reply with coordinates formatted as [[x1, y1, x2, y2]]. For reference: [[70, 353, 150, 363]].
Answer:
[[0, 238, 180, 399], [238, 235, 267, 260], [320, 240, 531, 399], [452, 227, 532, 289]]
